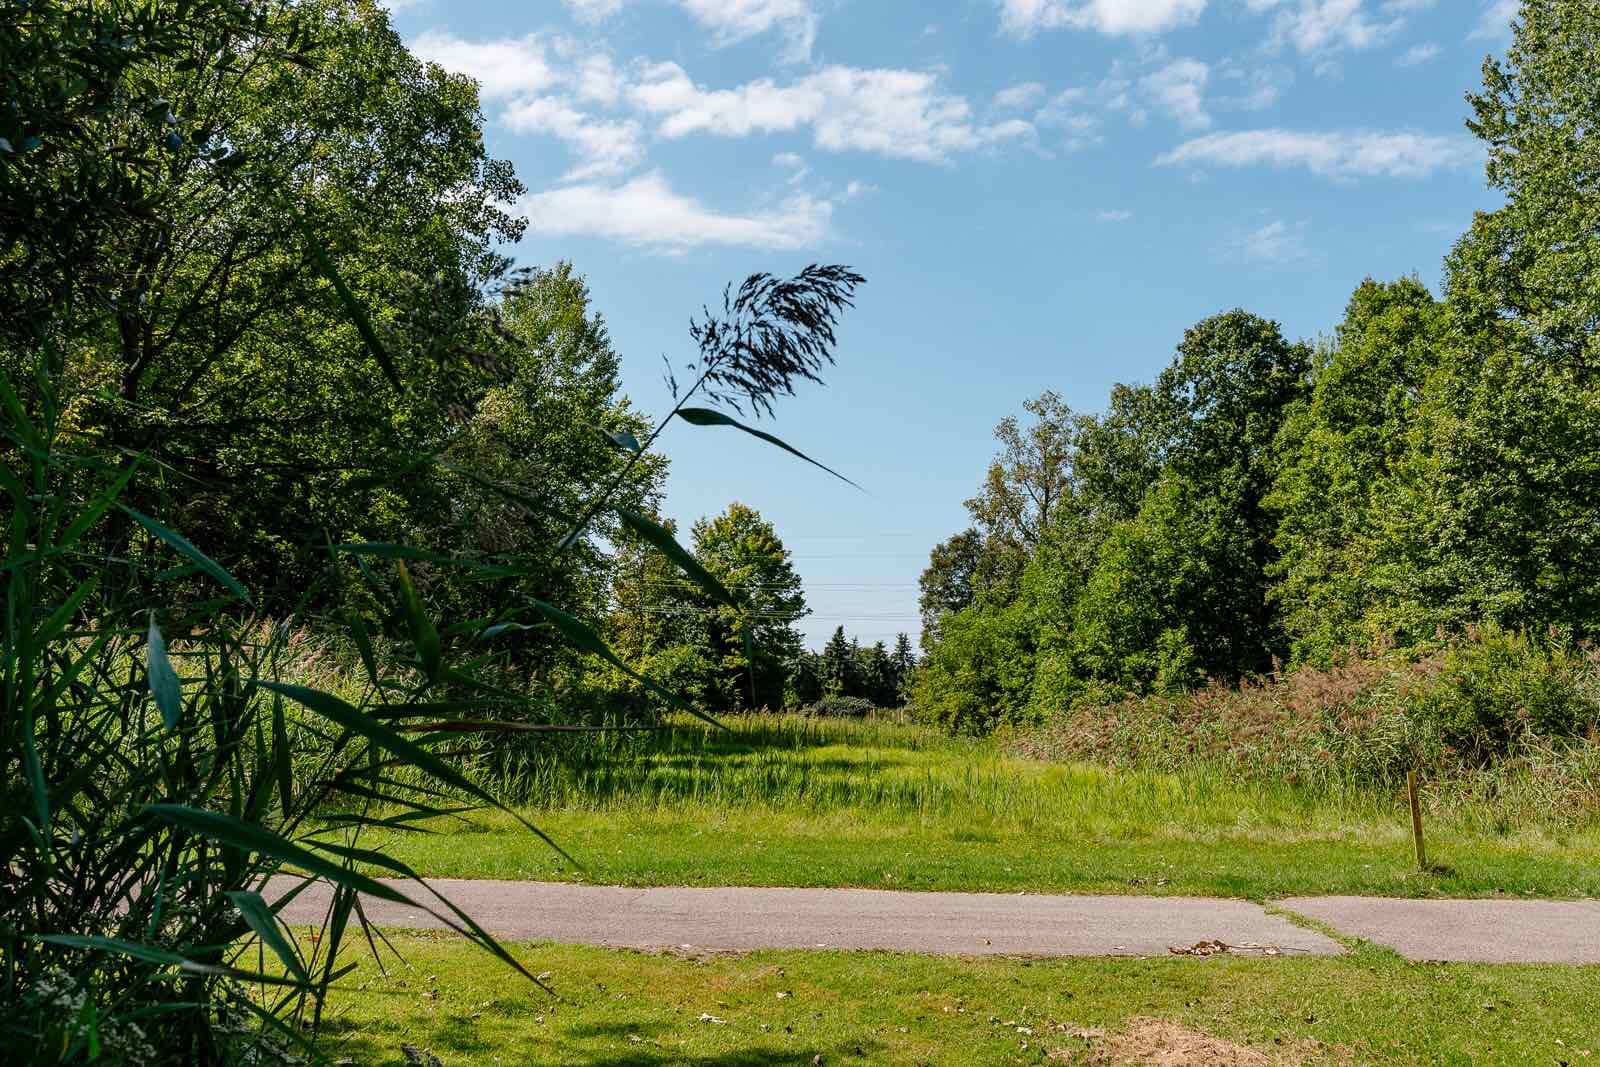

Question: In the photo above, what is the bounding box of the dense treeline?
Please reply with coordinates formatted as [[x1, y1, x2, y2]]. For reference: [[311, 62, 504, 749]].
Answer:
[[915, 0, 1600, 733], [1, 0, 661, 688], [602, 501, 914, 714]]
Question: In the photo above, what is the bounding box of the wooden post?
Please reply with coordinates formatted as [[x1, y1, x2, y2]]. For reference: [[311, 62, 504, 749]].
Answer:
[[1407, 770, 1426, 871]]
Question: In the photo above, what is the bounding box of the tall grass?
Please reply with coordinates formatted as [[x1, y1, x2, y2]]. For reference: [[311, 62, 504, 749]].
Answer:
[[1006, 629, 1600, 830], [453, 712, 1395, 838]]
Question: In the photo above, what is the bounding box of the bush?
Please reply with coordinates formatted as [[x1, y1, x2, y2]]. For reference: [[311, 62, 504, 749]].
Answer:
[[1006, 628, 1600, 794], [804, 695, 878, 718], [1405, 627, 1600, 762], [910, 601, 1035, 734]]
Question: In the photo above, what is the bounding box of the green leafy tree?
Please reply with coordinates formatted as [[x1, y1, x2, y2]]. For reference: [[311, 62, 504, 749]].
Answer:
[[1069, 476, 1215, 692], [1268, 277, 1444, 663], [1, 0, 314, 343], [965, 391, 1092, 554], [911, 600, 1036, 733], [6, 0, 527, 609], [918, 528, 987, 648], [1149, 310, 1311, 676], [1363, 342, 1600, 642], [1354, 0, 1600, 645], [399, 264, 665, 673], [1448, 0, 1600, 370], [692, 502, 807, 710]]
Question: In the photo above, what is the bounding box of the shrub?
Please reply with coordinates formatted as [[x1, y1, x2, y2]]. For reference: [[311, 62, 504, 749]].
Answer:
[[1404, 627, 1600, 762], [1006, 628, 1600, 795], [805, 695, 878, 718]]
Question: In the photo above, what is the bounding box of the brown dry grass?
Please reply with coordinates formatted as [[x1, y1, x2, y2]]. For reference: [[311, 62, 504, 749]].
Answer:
[[1050, 1018, 1339, 1066]]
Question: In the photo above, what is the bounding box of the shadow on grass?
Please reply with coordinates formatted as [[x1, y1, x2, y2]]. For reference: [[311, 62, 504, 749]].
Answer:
[[322, 1022, 883, 1067]]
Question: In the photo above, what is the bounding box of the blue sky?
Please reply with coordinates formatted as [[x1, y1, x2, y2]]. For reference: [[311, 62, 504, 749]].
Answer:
[[384, 0, 1519, 650]]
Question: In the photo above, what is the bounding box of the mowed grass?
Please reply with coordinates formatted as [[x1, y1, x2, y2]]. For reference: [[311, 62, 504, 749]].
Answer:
[[311, 932, 1600, 1065], [374, 715, 1600, 898]]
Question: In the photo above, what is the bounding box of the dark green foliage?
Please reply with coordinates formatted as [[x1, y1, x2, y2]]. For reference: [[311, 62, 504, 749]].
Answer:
[[1268, 278, 1444, 663], [918, 528, 986, 648], [690, 503, 807, 711], [1143, 310, 1310, 678], [820, 625, 858, 697], [890, 633, 917, 704], [1, 367, 556, 1063], [1406, 628, 1600, 763], [912, 599, 1036, 734], [1450, 0, 1600, 370], [803, 695, 878, 718]]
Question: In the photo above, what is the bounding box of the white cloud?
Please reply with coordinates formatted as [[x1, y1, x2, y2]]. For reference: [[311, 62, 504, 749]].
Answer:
[[1036, 88, 1101, 149], [1232, 219, 1312, 263], [998, 0, 1207, 36], [1157, 128, 1476, 179], [411, 32, 557, 100], [518, 171, 832, 249], [571, 52, 625, 105], [1140, 59, 1210, 129], [559, 0, 817, 58], [630, 63, 815, 138], [1469, 0, 1518, 40], [631, 63, 1034, 163], [771, 151, 810, 183], [679, 0, 817, 61], [1252, 0, 1404, 55], [1216, 61, 1291, 111], [994, 82, 1047, 109], [1096, 209, 1134, 222], [1396, 41, 1440, 65], [501, 98, 644, 180], [563, 0, 623, 20]]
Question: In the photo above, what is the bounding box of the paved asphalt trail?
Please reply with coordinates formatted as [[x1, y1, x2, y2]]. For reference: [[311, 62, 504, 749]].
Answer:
[[1282, 896, 1600, 963], [286, 879, 1345, 958], [275, 879, 1600, 962]]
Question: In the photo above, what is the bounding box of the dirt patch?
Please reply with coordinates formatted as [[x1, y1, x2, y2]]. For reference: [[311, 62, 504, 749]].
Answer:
[[1048, 1018, 1331, 1065]]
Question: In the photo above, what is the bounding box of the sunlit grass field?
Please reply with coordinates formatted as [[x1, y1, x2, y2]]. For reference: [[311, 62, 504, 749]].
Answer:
[[311, 931, 1600, 1065], [372, 715, 1600, 898]]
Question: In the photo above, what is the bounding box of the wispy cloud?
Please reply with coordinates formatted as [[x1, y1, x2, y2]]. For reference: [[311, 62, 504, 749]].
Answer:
[[518, 171, 832, 250], [1157, 128, 1476, 179], [1215, 61, 1292, 111], [411, 31, 556, 99], [1140, 58, 1210, 129], [1035, 88, 1102, 149], [562, 0, 623, 20], [1231, 218, 1313, 263], [630, 63, 1034, 163], [1247, 0, 1406, 57], [1096, 209, 1134, 222], [994, 82, 1047, 110], [559, 0, 816, 59], [1469, 0, 1518, 40], [679, 0, 817, 61], [501, 98, 644, 180], [1396, 41, 1441, 65], [996, 0, 1207, 37]]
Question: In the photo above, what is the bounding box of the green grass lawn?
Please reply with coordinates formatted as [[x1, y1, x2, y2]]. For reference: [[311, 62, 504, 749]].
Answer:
[[372, 715, 1600, 898], [312, 932, 1600, 1065]]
